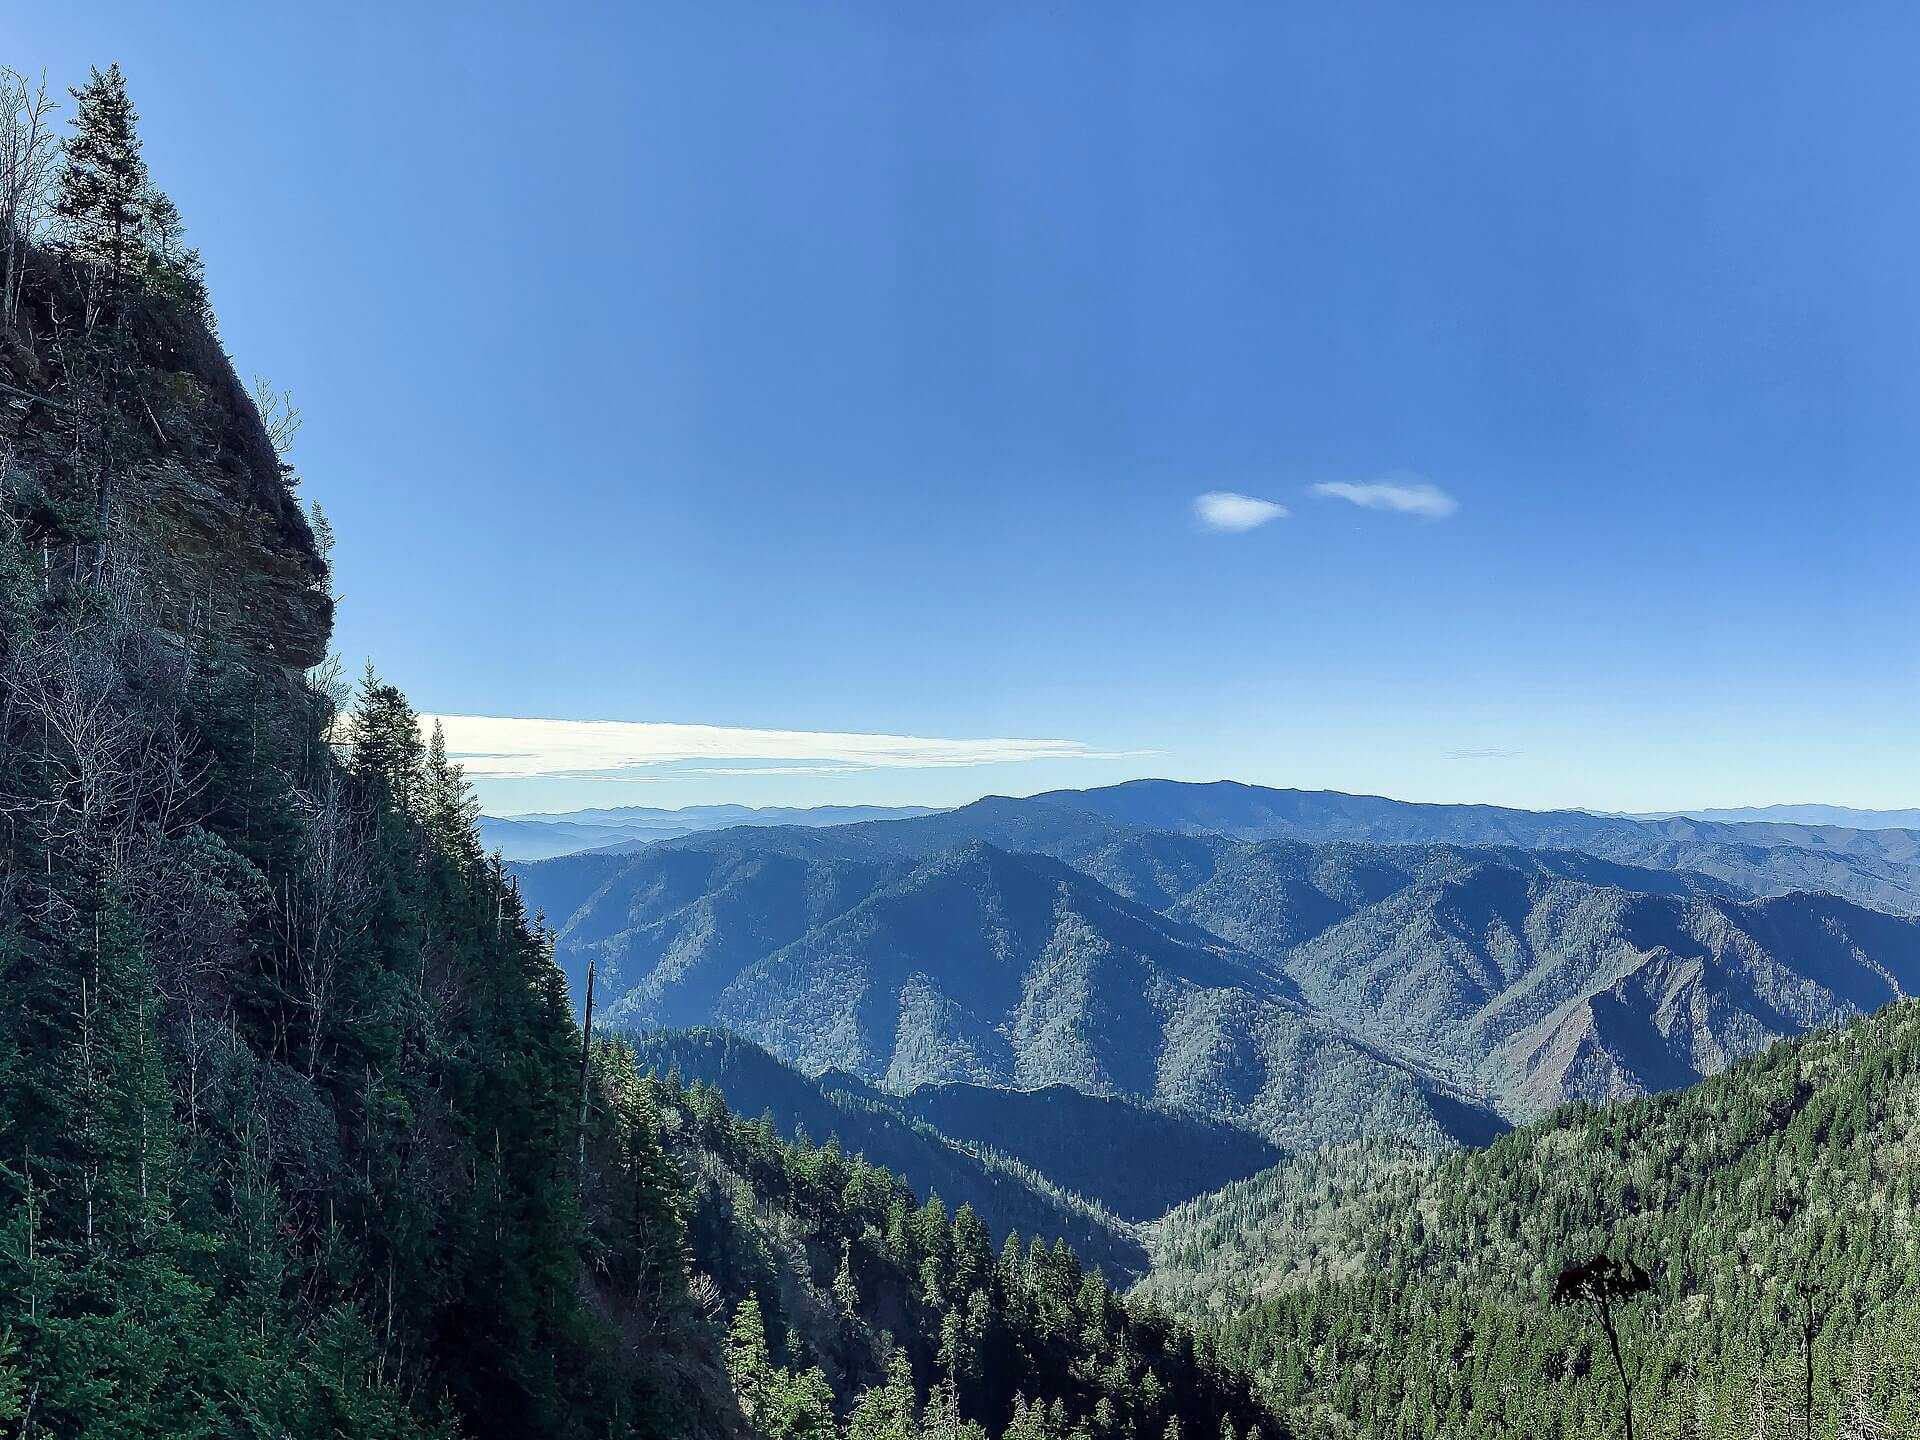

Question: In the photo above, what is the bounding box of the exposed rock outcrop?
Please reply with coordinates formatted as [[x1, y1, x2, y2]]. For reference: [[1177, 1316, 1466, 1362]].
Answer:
[[0, 249, 330, 669]]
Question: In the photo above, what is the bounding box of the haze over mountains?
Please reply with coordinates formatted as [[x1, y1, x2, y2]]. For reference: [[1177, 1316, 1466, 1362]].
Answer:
[[477, 802, 938, 861], [1632, 802, 1920, 828], [507, 778, 1920, 1229]]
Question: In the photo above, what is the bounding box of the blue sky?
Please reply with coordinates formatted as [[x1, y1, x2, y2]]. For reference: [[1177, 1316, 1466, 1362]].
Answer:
[[12, 4, 1920, 814]]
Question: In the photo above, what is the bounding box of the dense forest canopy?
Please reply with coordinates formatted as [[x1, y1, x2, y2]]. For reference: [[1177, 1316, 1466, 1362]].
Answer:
[[1145, 1001, 1920, 1438]]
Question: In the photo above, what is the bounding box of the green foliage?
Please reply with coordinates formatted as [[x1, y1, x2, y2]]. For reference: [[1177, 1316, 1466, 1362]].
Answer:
[[629, 1028, 1153, 1279], [1149, 1001, 1920, 1438], [658, 1064, 1272, 1440], [0, 85, 708, 1433], [54, 63, 204, 313], [54, 64, 147, 282], [541, 835, 1490, 1153], [845, 1351, 917, 1440]]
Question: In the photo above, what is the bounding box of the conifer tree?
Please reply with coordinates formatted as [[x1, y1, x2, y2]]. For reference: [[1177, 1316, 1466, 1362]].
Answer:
[[138, 186, 205, 314], [833, 1241, 860, 1321], [765, 1365, 836, 1440], [422, 720, 480, 861], [348, 664, 424, 813], [727, 1296, 775, 1427], [54, 63, 147, 288], [846, 1349, 917, 1440]]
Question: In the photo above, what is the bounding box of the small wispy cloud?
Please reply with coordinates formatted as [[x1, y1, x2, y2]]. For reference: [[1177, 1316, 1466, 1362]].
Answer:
[[420, 715, 1139, 784], [1445, 747, 1522, 760], [1194, 491, 1290, 533], [1312, 478, 1458, 520]]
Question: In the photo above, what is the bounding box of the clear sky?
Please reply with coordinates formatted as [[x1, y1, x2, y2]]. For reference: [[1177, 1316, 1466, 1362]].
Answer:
[[11, 3, 1920, 815]]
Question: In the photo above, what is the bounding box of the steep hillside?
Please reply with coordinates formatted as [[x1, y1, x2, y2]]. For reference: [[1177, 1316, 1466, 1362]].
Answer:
[[1138, 999, 1920, 1438], [520, 829, 1504, 1157], [1240, 859, 1920, 1108], [637, 1029, 1280, 1232], [559, 845, 906, 1028], [1169, 840, 1734, 955], [650, 1048, 1280, 1440], [700, 841, 1500, 1149], [867, 1076, 1283, 1223], [0, 257, 327, 671], [627, 1029, 1152, 1279], [0, 76, 741, 1440], [510, 846, 634, 929], [507, 800, 1222, 939], [525, 807, 1920, 1143]]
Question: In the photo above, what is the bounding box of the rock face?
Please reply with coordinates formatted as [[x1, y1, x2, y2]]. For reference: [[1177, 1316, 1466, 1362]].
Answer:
[[138, 451, 331, 670], [0, 251, 330, 669]]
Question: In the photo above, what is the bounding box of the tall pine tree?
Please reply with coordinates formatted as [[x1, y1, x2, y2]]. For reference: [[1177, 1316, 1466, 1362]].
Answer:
[[54, 64, 148, 288]]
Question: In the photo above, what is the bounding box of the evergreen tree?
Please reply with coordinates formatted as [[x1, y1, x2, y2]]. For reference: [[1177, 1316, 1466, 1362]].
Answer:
[[727, 1296, 775, 1427], [846, 1350, 918, 1440], [347, 663, 424, 812], [764, 1365, 836, 1440], [422, 719, 481, 861], [54, 63, 147, 285]]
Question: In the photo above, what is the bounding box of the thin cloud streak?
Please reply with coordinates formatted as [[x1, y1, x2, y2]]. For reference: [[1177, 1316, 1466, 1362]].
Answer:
[[1194, 491, 1290, 532], [422, 714, 1139, 782], [1312, 479, 1459, 519]]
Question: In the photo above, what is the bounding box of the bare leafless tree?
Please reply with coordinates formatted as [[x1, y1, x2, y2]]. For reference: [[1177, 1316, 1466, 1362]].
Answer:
[[3, 628, 147, 846], [276, 766, 372, 1078], [0, 68, 58, 325], [250, 373, 301, 458]]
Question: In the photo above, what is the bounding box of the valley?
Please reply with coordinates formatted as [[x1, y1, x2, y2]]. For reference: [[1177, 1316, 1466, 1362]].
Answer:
[[512, 785, 1920, 1148], [4, 28, 1914, 1440], [498, 783, 1920, 1435]]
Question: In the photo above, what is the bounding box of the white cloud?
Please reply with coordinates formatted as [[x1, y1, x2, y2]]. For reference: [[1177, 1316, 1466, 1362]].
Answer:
[[1194, 491, 1290, 532], [420, 714, 1133, 783], [1311, 478, 1459, 520]]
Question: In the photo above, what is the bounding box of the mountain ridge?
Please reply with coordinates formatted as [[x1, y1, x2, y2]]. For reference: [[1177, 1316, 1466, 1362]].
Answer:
[[510, 784, 1920, 1162]]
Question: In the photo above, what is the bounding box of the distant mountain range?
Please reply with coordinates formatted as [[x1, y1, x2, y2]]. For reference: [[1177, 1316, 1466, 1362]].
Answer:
[[476, 802, 940, 861], [1631, 802, 1920, 829], [508, 780, 1920, 1222], [1030, 780, 1920, 911], [533, 835, 1501, 1150]]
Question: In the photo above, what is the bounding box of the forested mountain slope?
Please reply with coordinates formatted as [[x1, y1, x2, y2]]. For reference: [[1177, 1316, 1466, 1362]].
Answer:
[[636, 1028, 1282, 1233], [0, 73, 726, 1436], [665, 840, 1503, 1149], [650, 1049, 1282, 1440], [627, 1028, 1154, 1279], [1138, 1000, 1920, 1438], [868, 1075, 1283, 1224], [1178, 845, 1920, 1107], [514, 831, 1503, 1158], [0, 67, 1315, 1440], [515, 803, 1920, 1148]]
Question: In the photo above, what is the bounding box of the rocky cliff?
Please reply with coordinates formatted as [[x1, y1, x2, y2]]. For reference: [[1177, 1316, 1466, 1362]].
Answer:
[[0, 248, 330, 668]]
